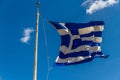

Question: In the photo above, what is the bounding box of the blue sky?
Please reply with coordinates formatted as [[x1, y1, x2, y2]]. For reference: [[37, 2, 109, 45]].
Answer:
[[0, 0, 120, 80]]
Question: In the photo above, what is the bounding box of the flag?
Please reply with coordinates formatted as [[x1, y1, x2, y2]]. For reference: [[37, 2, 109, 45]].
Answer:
[[50, 21, 109, 65]]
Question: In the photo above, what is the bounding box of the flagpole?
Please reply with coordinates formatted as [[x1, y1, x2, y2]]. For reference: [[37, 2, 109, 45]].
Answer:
[[33, 2, 40, 80]]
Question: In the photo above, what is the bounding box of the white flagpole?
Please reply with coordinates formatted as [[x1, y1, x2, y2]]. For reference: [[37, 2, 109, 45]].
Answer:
[[33, 2, 40, 80]]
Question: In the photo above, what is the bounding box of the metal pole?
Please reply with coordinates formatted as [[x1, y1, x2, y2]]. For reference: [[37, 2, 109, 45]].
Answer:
[[33, 2, 40, 80]]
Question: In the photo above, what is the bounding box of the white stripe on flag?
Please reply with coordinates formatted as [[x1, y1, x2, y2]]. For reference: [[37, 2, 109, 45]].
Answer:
[[55, 56, 91, 64]]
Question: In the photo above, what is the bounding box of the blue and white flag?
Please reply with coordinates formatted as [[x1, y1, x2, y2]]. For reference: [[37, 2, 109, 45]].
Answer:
[[50, 21, 109, 65]]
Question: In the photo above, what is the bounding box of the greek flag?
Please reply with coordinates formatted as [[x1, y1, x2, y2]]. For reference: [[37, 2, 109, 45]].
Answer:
[[50, 21, 109, 65]]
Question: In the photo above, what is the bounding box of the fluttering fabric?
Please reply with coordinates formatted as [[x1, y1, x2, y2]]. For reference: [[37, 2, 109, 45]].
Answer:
[[50, 21, 108, 65]]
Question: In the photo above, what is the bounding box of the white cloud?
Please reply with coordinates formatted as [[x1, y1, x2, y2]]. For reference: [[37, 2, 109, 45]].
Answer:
[[20, 28, 34, 44], [82, 0, 119, 14]]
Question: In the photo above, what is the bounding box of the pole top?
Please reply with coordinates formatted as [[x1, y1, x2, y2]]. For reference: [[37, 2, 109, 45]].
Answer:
[[36, 2, 40, 8], [36, 2, 40, 13]]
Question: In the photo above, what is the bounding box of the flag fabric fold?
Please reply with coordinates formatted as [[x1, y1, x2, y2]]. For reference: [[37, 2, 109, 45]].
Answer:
[[50, 21, 108, 65]]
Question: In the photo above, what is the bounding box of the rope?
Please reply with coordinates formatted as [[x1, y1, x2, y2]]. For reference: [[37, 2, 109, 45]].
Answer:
[[41, 17, 52, 80]]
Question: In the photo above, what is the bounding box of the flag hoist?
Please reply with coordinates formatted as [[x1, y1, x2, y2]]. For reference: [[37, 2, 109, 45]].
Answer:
[[33, 2, 40, 80]]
